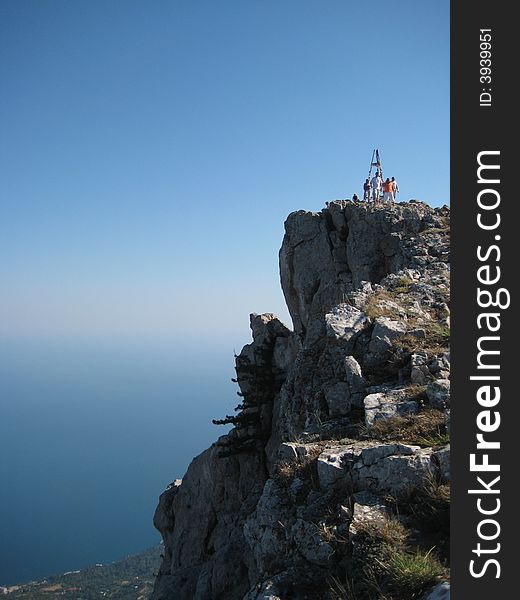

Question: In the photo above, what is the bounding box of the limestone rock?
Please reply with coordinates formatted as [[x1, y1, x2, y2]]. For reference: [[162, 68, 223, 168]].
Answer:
[[344, 355, 366, 407], [411, 352, 431, 385], [243, 479, 293, 576], [427, 379, 451, 409], [422, 581, 450, 600], [317, 442, 437, 497], [364, 388, 420, 426], [280, 201, 450, 344], [433, 446, 451, 482], [325, 304, 368, 346], [291, 519, 334, 565], [369, 316, 407, 354], [152, 201, 451, 600], [350, 491, 389, 531], [324, 381, 351, 417]]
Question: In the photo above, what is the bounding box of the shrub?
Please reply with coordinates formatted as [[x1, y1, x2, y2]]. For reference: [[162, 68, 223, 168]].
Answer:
[[372, 548, 445, 599], [345, 515, 446, 599]]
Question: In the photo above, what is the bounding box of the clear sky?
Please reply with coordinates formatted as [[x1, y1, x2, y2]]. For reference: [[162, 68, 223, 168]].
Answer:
[[0, 0, 449, 345]]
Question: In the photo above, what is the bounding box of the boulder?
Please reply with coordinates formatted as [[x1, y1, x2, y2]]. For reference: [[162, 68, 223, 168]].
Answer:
[[364, 389, 420, 426], [317, 442, 436, 497], [426, 379, 451, 409], [325, 304, 369, 346], [411, 352, 430, 385]]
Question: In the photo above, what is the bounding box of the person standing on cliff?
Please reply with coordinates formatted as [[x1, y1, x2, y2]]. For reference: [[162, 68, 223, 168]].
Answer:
[[391, 176, 399, 201], [371, 172, 382, 202], [383, 178, 394, 202], [363, 178, 372, 201]]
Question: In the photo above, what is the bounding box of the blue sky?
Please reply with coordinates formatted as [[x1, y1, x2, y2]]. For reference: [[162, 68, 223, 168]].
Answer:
[[0, 0, 449, 345]]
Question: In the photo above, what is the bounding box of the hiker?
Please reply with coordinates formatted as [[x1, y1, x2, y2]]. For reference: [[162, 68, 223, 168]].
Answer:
[[383, 178, 394, 202], [391, 176, 399, 201], [352, 193, 361, 202], [371, 172, 382, 202], [363, 178, 372, 202]]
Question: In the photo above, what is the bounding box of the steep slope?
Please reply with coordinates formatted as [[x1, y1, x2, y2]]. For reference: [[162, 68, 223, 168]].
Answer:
[[151, 200, 451, 600]]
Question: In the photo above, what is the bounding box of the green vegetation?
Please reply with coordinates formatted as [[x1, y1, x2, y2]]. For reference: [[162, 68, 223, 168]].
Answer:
[[372, 548, 445, 599], [393, 276, 414, 294], [2, 546, 162, 600], [335, 516, 446, 600], [386, 474, 451, 559]]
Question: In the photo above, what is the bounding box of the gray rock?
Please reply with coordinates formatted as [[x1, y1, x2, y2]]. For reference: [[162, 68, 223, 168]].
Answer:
[[409, 328, 426, 339], [358, 443, 416, 466], [242, 581, 282, 600], [433, 446, 450, 482], [426, 379, 451, 409], [429, 353, 450, 375], [317, 442, 436, 497], [344, 356, 364, 389], [411, 352, 430, 385], [349, 491, 389, 546], [325, 304, 369, 346], [152, 202, 451, 599], [364, 389, 420, 426], [152, 444, 266, 600], [243, 479, 294, 576], [291, 519, 334, 565], [356, 449, 434, 496], [372, 316, 407, 341], [278, 442, 318, 462], [368, 317, 407, 354], [324, 381, 352, 417], [278, 443, 299, 462], [317, 448, 353, 489], [421, 581, 450, 600], [280, 201, 449, 343]]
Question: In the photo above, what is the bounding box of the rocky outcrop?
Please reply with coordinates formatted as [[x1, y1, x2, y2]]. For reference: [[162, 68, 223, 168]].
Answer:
[[152, 200, 451, 600]]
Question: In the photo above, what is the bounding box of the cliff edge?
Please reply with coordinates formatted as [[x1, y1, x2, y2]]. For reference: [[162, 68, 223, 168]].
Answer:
[[151, 200, 451, 600]]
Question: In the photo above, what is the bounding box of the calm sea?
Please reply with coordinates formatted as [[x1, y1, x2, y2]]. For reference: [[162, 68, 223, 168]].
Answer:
[[0, 336, 237, 585]]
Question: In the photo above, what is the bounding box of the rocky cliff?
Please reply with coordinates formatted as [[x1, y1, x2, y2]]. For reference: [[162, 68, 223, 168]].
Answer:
[[151, 200, 451, 600]]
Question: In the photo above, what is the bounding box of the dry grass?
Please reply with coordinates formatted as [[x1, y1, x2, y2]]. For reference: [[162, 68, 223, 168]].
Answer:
[[422, 226, 450, 236], [274, 446, 323, 490], [392, 276, 414, 294], [364, 291, 403, 320], [359, 408, 449, 448], [317, 522, 349, 545], [389, 473, 451, 539], [394, 324, 450, 357], [355, 516, 409, 551]]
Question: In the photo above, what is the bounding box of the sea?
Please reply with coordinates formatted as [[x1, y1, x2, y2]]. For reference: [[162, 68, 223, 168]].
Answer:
[[0, 335, 238, 585]]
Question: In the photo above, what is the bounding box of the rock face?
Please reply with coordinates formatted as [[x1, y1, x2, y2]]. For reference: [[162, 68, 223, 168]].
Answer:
[[152, 200, 451, 600]]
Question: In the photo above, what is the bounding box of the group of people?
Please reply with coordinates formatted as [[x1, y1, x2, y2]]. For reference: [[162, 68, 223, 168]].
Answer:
[[358, 174, 399, 203]]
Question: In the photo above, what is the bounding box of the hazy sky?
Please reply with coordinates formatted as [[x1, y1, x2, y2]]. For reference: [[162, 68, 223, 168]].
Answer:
[[0, 0, 449, 345]]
